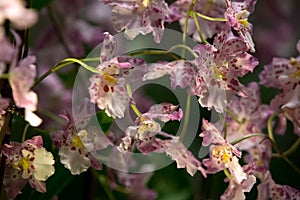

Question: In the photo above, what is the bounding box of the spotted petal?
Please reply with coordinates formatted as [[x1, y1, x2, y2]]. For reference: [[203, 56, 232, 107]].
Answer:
[[100, 32, 116, 62], [165, 137, 206, 177], [59, 146, 91, 175]]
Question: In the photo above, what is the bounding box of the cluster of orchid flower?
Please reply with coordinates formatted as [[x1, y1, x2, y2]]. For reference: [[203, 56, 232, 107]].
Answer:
[[0, 0, 300, 199]]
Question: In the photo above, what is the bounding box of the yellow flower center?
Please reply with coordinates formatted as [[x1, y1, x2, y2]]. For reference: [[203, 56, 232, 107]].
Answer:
[[20, 157, 30, 170], [212, 64, 225, 79], [103, 73, 117, 84], [137, 0, 150, 13], [290, 57, 300, 77], [73, 136, 84, 148], [12, 150, 34, 171], [142, 0, 150, 7], [13, 157, 30, 170], [235, 10, 250, 27], [212, 145, 232, 164], [238, 19, 249, 27], [222, 153, 231, 163], [138, 125, 147, 134], [215, 69, 224, 79], [138, 121, 156, 134]]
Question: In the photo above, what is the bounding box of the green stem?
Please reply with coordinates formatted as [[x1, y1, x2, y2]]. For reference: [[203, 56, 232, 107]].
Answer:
[[176, 0, 195, 139], [31, 57, 100, 89], [0, 74, 9, 79], [191, 12, 208, 44], [217, 113, 226, 139], [226, 109, 245, 124], [62, 58, 100, 73], [18, 0, 32, 59], [230, 133, 268, 145], [194, 11, 227, 22], [98, 175, 116, 200], [267, 111, 300, 174], [223, 168, 232, 179], [182, 12, 189, 52], [182, 0, 197, 56], [273, 137, 300, 158], [282, 156, 300, 174], [223, 123, 228, 140], [21, 124, 30, 143], [32, 61, 70, 89], [126, 84, 141, 117], [267, 111, 282, 153], [38, 109, 65, 125], [129, 50, 179, 60], [168, 44, 198, 58], [47, 5, 73, 57], [179, 95, 191, 141]]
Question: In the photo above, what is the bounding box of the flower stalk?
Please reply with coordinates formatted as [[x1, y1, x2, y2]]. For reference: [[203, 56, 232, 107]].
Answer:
[[32, 57, 100, 89]]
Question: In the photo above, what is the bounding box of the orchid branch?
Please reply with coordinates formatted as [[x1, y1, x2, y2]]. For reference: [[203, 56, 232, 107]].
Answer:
[[126, 84, 142, 117], [0, 74, 9, 79], [98, 174, 116, 200], [182, 0, 197, 56], [47, 5, 73, 57], [21, 124, 30, 143], [129, 49, 179, 60], [267, 111, 282, 153], [32, 57, 100, 89], [230, 133, 268, 145], [273, 137, 300, 158], [191, 12, 208, 44], [267, 111, 300, 174], [194, 11, 227, 22], [179, 95, 191, 141], [168, 44, 198, 58]]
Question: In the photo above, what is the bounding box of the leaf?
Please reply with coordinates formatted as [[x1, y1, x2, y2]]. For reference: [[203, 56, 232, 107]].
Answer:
[[149, 163, 193, 200], [32, 0, 53, 10], [38, 160, 74, 200], [11, 114, 27, 143], [96, 110, 114, 133], [11, 114, 52, 150]]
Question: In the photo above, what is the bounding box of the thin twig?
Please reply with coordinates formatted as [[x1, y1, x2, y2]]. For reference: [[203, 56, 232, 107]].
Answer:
[[47, 5, 73, 57]]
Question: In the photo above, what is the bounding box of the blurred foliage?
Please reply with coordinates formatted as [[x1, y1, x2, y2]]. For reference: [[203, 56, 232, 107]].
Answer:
[[96, 110, 114, 133], [4, 0, 300, 199], [32, 0, 53, 10]]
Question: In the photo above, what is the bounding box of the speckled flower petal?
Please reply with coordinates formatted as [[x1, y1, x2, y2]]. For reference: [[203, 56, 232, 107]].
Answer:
[[225, 0, 257, 52], [221, 174, 256, 200], [144, 102, 183, 122], [1, 136, 55, 198], [3, 168, 27, 199], [227, 53, 258, 76], [200, 119, 241, 157], [143, 61, 173, 80], [102, 0, 172, 43], [193, 27, 258, 112], [165, 137, 207, 177], [144, 60, 197, 93], [259, 57, 293, 89], [100, 32, 116, 62], [59, 146, 91, 175], [257, 171, 300, 200]]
